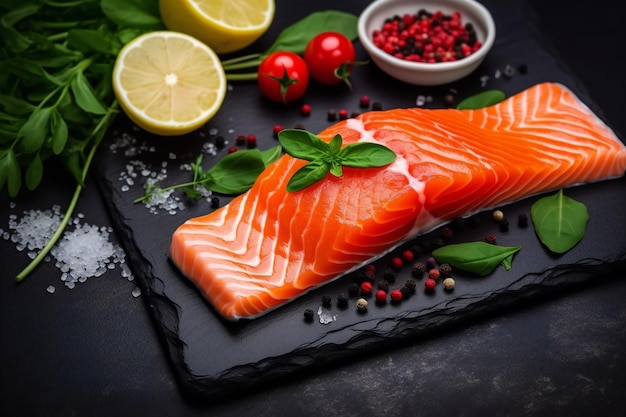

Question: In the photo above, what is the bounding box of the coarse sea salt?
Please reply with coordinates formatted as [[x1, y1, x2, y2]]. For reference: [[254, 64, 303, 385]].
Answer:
[[4, 205, 136, 293]]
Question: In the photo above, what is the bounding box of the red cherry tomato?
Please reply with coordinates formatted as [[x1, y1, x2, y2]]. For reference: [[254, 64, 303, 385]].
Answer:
[[304, 31, 356, 85], [257, 51, 309, 102]]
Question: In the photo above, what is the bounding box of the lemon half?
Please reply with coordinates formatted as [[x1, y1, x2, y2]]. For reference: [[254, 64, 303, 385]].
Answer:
[[159, 0, 275, 54], [112, 31, 227, 136]]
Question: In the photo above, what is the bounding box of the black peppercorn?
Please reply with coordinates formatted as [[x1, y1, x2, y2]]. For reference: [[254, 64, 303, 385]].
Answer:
[[499, 218, 510, 232], [518, 213, 529, 227], [210, 197, 220, 208], [377, 279, 390, 292], [405, 279, 417, 292], [383, 269, 396, 283], [372, 102, 383, 111], [444, 94, 455, 107], [348, 282, 360, 297], [412, 262, 427, 277], [337, 293, 348, 308], [214, 135, 226, 148], [327, 109, 337, 121], [322, 295, 332, 308], [303, 309, 314, 322], [400, 286, 412, 299], [439, 263, 452, 277]]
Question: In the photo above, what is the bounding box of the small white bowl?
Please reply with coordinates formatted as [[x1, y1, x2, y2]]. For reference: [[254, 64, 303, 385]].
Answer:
[[358, 0, 496, 86]]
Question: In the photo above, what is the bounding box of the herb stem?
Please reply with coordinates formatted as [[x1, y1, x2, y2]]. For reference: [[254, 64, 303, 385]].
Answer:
[[225, 72, 258, 82], [221, 53, 262, 67], [133, 180, 201, 204], [15, 101, 119, 283]]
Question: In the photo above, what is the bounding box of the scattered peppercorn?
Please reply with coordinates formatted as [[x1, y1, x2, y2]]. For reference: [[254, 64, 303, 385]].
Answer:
[[428, 268, 441, 280], [356, 298, 368, 311], [364, 264, 376, 275], [383, 269, 396, 283], [390, 289, 403, 302], [443, 277, 456, 291], [492, 209, 504, 222], [227, 146, 238, 153], [401, 249, 414, 263], [293, 123, 306, 130], [372, 102, 383, 111], [375, 289, 388, 303], [361, 269, 375, 283], [424, 278, 437, 291], [359, 95, 370, 108], [377, 279, 390, 292], [337, 292, 349, 308], [338, 109, 349, 120], [327, 109, 338, 121], [300, 103, 312, 116], [348, 282, 360, 297], [322, 295, 332, 308], [518, 213, 528, 227], [485, 233, 497, 244], [405, 279, 417, 292], [303, 308, 314, 322], [214, 135, 226, 148], [235, 134, 246, 145], [390, 257, 403, 270], [499, 218, 509, 232], [437, 263, 451, 277], [444, 94, 455, 107], [272, 124, 283, 137], [400, 286, 412, 299], [210, 197, 220, 208], [412, 262, 427, 277], [246, 134, 257, 148], [426, 256, 436, 270], [441, 227, 454, 242], [350, 111, 360, 118], [360, 281, 373, 296]]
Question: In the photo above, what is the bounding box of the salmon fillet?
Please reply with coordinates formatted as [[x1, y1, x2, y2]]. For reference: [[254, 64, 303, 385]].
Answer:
[[170, 82, 626, 320]]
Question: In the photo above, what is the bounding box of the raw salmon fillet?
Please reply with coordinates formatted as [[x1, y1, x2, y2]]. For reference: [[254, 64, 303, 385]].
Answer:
[[170, 83, 626, 320]]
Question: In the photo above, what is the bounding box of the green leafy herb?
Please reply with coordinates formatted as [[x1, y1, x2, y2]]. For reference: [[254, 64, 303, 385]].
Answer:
[[530, 189, 589, 254], [134, 147, 282, 204], [222, 10, 359, 81], [1, 0, 163, 282], [278, 129, 396, 192], [432, 242, 521, 276], [456, 89, 506, 110]]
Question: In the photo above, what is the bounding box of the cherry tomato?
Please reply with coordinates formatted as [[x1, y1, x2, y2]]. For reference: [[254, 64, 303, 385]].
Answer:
[[257, 51, 309, 102], [304, 31, 356, 85]]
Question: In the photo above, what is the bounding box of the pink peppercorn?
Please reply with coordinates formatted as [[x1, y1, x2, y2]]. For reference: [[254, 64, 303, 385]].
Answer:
[[485, 233, 497, 244], [227, 146, 238, 153], [390, 257, 403, 270], [359, 95, 370, 108], [401, 250, 414, 263], [246, 134, 257, 147], [424, 278, 437, 291], [273, 124, 283, 137], [364, 264, 376, 275], [375, 289, 387, 303], [360, 281, 373, 296], [390, 289, 403, 302], [300, 103, 311, 116], [338, 109, 349, 120], [428, 268, 441, 280]]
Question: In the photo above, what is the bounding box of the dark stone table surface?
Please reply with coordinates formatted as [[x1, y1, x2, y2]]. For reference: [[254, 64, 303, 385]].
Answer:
[[1, 1, 624, 416]]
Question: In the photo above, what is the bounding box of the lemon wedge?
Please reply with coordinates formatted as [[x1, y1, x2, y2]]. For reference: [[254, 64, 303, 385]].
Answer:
[[159, 0, 275, 54], [112, 31, 226, 136]]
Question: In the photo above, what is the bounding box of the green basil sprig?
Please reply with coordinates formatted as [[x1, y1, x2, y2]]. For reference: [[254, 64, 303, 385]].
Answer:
[[530, 189, 589, 254], [222, 10, 358, 80], [432, 242, 521, 276], [278, 129, 396, 192], [456, 89, 506, 110], [134, 146, 282, 203]]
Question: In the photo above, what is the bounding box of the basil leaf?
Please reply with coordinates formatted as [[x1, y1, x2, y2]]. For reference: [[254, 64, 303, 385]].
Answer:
[[70, 71, 108, 115], [0, 149, 22, 197], [205, 149, 268, 195], [457, 90, 506, 110], [328, 134, 342, 154], [25, 153, 43, 190], [278, 129, 330, 161], [50, 110, 69, 155], [329, 161, 343, 177], [530, 189, 588, 254], [101, 0, 163, 29], [265, 11, 358, 56], [432, 242, 521, 276], [17, 107, 53, 154], [287, 160, 330, 192], [260, 145, 282, 166], [339, 142, 396, 167]]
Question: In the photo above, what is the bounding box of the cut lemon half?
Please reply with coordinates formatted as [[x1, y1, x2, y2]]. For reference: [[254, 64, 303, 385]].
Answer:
[[112, 31, 226, 136], [159, 0, 275, 54]]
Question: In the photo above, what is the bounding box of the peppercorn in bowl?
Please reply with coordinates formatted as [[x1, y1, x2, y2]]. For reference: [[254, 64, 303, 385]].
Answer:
[[358, 0, 495, 85]]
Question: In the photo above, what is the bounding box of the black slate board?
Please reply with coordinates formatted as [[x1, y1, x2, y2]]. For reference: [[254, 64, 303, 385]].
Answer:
[[94, 0, 626, 400]]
